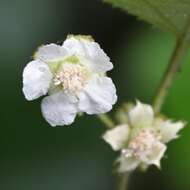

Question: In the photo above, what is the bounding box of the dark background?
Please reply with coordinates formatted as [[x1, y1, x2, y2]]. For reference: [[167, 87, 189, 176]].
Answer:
[[0, 0, 190, 189]]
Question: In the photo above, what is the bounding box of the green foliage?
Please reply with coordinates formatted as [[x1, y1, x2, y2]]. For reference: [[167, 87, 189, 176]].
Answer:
[[103, 0, 190, 38]]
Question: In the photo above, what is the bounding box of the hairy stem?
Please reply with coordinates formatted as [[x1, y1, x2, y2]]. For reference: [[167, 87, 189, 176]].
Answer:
[[97, 114, 115, 128], [153, 30, 190, 113], [117, 173, 130, 190]]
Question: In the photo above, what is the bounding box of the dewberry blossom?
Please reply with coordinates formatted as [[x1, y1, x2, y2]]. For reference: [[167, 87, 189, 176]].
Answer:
[[103, 101, 185, 172], [22, 35, 117, 127]]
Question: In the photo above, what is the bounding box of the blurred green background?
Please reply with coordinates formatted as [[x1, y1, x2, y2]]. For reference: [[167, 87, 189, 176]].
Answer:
[[0, 0, 190, 189]]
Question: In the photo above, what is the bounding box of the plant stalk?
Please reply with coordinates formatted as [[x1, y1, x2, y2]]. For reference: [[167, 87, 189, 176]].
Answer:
[[153, 33, 190, 113], [97, 114, 115, 128], [117, 173, 130, 190]]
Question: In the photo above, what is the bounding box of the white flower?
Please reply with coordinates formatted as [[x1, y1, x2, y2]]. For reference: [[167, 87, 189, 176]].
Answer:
[[103, 101, 185, 172], [23, 35, 117, 127]]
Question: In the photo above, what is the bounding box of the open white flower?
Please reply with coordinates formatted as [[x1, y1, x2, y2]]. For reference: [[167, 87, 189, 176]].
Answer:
[[23, 35, 117, 127], [103, 101, 185, 172]]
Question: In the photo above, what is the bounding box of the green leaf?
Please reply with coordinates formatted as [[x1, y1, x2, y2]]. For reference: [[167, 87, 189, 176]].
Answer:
[[103, 0, 190, 38]]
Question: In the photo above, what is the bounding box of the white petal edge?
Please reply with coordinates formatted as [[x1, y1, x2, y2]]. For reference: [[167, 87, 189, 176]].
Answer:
[[103, 124, 130, 151], [117, 154, 140, 172], [78, 76, 117, 114], [63, 37, 113, 73], [128, 101, 154, 127], [23, 60, 53, 101], [34, 43, 69, 61], [143, 142, 167, 169], [41, 92, 78, 127], [155, 119, 185, 143]]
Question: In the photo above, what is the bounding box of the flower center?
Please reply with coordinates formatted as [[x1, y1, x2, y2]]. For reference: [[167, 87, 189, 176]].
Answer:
[[53, 63, 88, 96], [122, 129, 161, 160]]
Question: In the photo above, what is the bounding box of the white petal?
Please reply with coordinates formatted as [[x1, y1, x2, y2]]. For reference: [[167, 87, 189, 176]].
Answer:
[[155, 119, 185, 143], [103, 124, 130, 151], [63, 37, 113, 72], [78, 76, 117, 114], [41, 92, 78, 127], [23, 60, 52, 101], [117, 154, 140, 172], [144, 142, 167, 168], [128, 101, 154, 127], [34, 44, 69, 61]]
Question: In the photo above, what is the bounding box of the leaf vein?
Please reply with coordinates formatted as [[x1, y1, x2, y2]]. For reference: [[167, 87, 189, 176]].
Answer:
[[142, 0, 179, 35]]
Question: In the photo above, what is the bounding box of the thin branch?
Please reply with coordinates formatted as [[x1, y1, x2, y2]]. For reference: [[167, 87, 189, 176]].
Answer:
[[117, 172, 130, 190], [153, 21, 190, 113], [97, 114, 115, 128]]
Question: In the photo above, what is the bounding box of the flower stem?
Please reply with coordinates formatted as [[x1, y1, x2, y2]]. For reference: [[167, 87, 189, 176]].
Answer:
[[153, 31, 190, 113], [117, 173, 130, 190], [97, 114, 115, 128]]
